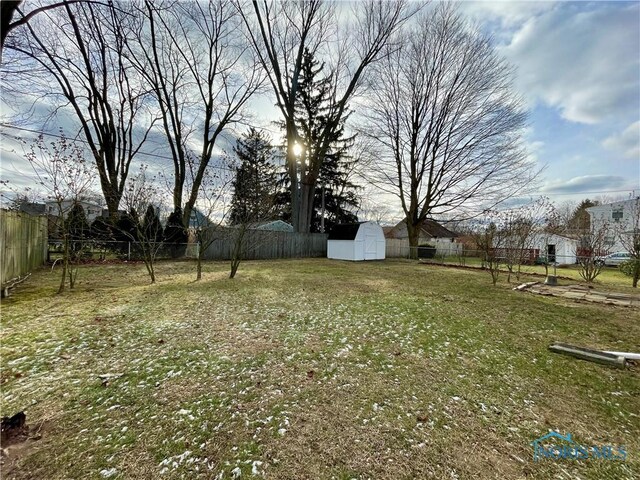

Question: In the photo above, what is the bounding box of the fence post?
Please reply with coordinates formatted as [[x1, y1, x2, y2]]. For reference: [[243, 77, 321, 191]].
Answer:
[[128, 242, 131, 261]]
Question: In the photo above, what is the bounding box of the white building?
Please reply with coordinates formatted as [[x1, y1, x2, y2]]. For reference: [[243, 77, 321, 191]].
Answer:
[[45, 200, 104, 223], [528, 233, 579, 265], [587, 197, 639, 252], [327, 221, 386, 261]]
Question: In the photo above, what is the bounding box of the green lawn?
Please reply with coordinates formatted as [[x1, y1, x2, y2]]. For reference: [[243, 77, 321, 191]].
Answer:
[[1, 259, 638, 479], [424, 256, 636, 291]]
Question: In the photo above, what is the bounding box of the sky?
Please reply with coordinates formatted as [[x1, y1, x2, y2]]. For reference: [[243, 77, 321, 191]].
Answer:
[[461, 0, 639, 203], [0, 0, 639, 220]]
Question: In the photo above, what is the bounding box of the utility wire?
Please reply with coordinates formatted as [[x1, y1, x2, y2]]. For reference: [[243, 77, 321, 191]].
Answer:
[[0, 123, 239, 172], [1, 122, 638, 198]]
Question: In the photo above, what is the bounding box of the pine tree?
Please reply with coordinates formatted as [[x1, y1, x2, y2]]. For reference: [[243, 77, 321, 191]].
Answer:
[[229, 128, 279, 225], [67, 203, 90, 241], [164, 207, 188, 258], [142, 205, 164, 243], [570, 199, 599, 231], [283, 48, 360, 232]]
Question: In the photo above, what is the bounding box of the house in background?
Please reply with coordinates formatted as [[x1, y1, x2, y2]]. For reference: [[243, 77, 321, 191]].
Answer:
[[45, 199, 104, 223], [188, 208, 214, 229], [587, 197, 639, 252], [327, 221, 385, 261], [17, 202, 46, 216], [385, 218, 461, 256], [527, 232, 578, 265], [251, 220, 294, 232]]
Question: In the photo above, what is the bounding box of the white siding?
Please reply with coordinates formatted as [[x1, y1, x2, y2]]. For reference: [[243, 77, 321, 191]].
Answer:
[[327, 222, 385, 261]]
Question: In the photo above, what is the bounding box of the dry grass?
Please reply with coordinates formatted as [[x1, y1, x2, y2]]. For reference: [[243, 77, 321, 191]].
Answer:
[[1, 259, 639, 479]]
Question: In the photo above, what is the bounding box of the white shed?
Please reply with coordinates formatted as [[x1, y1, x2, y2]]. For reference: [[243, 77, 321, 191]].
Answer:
[[530, 233, 579, 265], [327, 221, 386, 261]]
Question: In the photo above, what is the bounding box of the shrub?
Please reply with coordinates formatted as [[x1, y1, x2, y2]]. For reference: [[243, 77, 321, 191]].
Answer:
[[619, 259, 640, 277]]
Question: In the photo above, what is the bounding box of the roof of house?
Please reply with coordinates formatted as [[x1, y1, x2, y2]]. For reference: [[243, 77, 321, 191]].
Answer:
[[328, 222, 365, 240], [251, 220, 294, 232], [188, 208, 212, 228], [18, 202, 46, 216], [386, 219, 458, 239], [586, 197, 639, 212]]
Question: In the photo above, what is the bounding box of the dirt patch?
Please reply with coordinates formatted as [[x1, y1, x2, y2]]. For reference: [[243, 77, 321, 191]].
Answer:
[[1, 416, 48, 477], [516, 282, 640, 308]]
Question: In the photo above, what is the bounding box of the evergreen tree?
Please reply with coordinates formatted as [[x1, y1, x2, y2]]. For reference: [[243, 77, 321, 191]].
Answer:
[[67, 203, 90, 240], [142, 205, 164, 243], [280, 48, 360, 232], [115, 209, 140, 242], [229, 128, 279, 225], [163, 207, 188, 258], [67, 202, 91, 259], [90, 216, 114, 241], [570, 199, 599, 231]]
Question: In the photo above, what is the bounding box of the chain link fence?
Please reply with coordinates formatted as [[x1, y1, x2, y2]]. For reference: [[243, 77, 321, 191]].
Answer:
[[48, 239, 198, 263]]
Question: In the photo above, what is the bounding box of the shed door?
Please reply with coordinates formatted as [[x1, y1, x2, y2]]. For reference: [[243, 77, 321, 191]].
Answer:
[[364, 235, 377, 259]]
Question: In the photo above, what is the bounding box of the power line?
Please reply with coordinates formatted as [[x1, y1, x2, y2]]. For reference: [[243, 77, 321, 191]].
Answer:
[[2, 122, 638, 199], [0, 123, 239, 172], [529, 188, 639, 197]]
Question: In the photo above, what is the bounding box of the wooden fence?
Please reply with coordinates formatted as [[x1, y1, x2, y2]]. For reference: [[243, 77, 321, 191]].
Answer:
[[385, 238, 463, 258], [1, 210, 48, 285], [202, 228, 328, 260]]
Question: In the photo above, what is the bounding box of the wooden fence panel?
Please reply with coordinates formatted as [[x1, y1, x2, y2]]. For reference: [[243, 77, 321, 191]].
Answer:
[[385, 238, 463, 258], [1, 210, 48, 285], [202, 228, 327, 261]]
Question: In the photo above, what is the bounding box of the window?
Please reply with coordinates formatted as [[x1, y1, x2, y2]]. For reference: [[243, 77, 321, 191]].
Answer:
[[612, 207, 623, 222]]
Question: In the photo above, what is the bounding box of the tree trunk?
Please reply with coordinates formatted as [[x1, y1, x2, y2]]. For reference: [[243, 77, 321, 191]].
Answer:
[[103, 187, 121, 219], [633, 261, 639, 288], [296, 181, 316, 234], [407, 221, 420, 260], [196, 253, 202, 281], [147, 259, 156, 284], [229, 227, 246, 279], [0, 2, 20, 62], [68, 253, 77, 289], [229, 259, 239, 279], [58, 235, 68, 294]]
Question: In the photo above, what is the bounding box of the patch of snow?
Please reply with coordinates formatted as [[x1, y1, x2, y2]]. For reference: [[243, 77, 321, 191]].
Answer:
[[99, 468, 118, 478]]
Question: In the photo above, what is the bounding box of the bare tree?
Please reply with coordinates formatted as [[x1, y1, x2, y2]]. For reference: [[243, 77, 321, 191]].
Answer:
[[357, 191, 394, 224], [576, 221, 611, 283], [23, 133, 94, 293], [1, 0, 89, 62], [5, 1, 154, 216], [128, 0, 263, 227], [187, 155, 234, 281], [364, 4, 538, 258], [226, 136, 280, 279], [118, 167, 165, 284], [237, 0, 415, 233], [500, 199, 554, 282], [474, 212, 508, 286]]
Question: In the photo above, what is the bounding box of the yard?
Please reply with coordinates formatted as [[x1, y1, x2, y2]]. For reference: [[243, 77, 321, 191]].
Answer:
[[1, 259, 638, 479]]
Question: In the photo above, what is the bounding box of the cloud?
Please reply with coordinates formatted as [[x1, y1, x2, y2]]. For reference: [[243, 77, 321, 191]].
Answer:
[[503, 2, 640, 124], [460, 1, 556, 29], [540, 175, 630, 195], [602, 121, 640, 160]]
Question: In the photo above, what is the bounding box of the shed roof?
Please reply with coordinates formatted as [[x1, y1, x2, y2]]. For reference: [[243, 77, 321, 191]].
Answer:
[[328, 222, 365, 240]]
